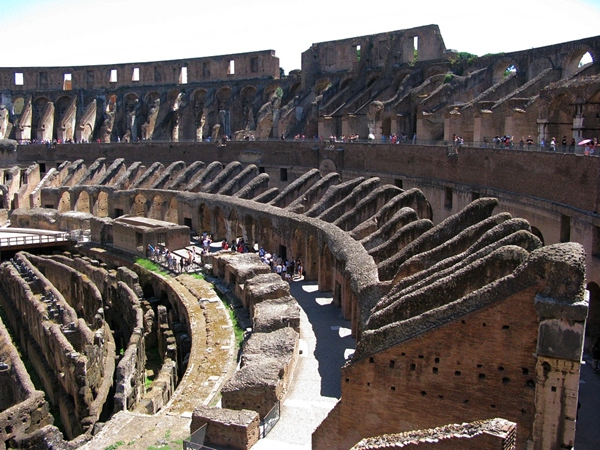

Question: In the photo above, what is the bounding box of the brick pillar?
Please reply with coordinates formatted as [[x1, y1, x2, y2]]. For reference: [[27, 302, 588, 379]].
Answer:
[[532, 294, 587, 450]]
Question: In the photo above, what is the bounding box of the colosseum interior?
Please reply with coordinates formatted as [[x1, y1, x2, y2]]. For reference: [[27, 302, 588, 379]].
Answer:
[[0, 24, 599, 450]]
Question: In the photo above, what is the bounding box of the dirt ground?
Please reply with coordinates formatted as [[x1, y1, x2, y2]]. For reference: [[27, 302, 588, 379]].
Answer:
[[79, 410, 192, 450]]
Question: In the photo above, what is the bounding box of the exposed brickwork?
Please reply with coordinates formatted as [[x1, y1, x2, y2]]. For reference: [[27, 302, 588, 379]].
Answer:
[[314, 288, 539, 449]]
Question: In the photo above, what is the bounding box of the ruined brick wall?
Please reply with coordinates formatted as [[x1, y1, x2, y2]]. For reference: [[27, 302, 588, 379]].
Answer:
[[0, 253, 115, 439], [0, 50, 279, 91], [191, 407, 260, 450], [313, 288, 540, 450], [28, 254, 104, 327], [111, 218, 190, 257], [0, 317, 53, 446], [301, 25, 446, 88], [13, 141, 600, 214], [351, 419, 517, 450], [221, 329, 299, 419], [112, 282, 146, 412]]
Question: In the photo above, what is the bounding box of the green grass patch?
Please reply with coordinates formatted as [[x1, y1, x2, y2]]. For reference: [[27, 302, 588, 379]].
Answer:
[[191, 272, 204, 281], [214, 290, 245, 347], [135, 258, 170, 276], [209, 392, 222, 407], [228, 307, 245, 347], [104, 441, 125, 450], [443, 73, 454, 84]]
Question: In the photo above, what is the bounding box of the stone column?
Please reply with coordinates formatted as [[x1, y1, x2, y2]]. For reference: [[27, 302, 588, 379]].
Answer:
[[537, 119, 548, 145], [572, 104, 584, 142], [532, 292, 587, 450]]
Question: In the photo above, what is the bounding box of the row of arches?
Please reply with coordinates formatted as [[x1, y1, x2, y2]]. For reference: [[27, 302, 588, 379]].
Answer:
[[52, 180, 600, 341], [490, 47, 596, 84], [8, 78, 303, 143], [54, 187, 375, 337]]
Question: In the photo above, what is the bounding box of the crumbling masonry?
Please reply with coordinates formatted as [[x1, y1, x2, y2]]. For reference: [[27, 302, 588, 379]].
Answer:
[[0, 24, 597, 450]]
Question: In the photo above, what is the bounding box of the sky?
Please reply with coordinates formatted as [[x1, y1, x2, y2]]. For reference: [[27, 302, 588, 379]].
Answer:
[[1, 0, 599, 73]]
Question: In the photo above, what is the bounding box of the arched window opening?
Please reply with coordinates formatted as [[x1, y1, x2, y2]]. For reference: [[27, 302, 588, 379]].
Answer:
[[579, 52, 593, 67]]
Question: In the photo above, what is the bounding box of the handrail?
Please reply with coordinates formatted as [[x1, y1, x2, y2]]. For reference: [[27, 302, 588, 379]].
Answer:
[[15, 138, 598, 154], [0, 232, 71, 247]]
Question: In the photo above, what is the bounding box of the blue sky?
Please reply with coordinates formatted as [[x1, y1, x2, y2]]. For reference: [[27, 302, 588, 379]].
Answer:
[[1, 0, 599, 71]]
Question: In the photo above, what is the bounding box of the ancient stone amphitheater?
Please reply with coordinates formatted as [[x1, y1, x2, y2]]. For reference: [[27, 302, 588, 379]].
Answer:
[[0, 24, 599, 450]]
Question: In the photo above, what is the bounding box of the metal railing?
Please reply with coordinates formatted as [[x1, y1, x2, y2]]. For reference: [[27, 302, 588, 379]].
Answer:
[[261, 401, 281, 438], [16, 137, 599, 155], [0, 232, 71, 247], [183, 424, 216, 450]]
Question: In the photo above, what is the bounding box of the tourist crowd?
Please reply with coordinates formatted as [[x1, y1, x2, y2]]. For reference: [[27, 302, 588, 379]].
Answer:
[[146, 232, 305, 282]]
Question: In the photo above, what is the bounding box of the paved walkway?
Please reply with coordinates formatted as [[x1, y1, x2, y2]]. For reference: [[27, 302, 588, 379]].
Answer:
[[575, 341, 600, 449], [251, 280, 356, 450]]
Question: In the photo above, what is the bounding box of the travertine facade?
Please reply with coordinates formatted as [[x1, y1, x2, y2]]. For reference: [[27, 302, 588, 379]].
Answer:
[[1, 25, 598, 145]]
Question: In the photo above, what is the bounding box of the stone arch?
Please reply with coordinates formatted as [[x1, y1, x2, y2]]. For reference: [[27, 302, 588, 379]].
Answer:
[[75, 191, 90, 213], [292, 228, 305, 265], [340, 77, 354, 91], [491, 58, 519, 84], [528, 57, 554, 81], [563, 44, 596, 78], [319, 241, 334, 292], [168, 89, 183, 110], [190, 89, 208, 141], [588, 88, 600, 103], [243, 214, 256, 247], [123, 93, 140, 141], [198, 204, 212, 234], [106, 94, 117, 113], [546, 93, 573, 140], [164, 197, 178, 224], [57, 191, 71, 213], [148, 195, 165, 220], [32, 96, 51, 130], [216, 87, 233, 110], [314, 78, 332, 96], [305, 234, 319, 281], [141, 282, 156, 299], [13, 97, 25, 115], [583, 89, 600, 134], [240, 86, 257, 131], [255, 217, 274, 253], [131, 193, 147, 217], [213, 206, 227, 241], [205, 111, 218, 138], [366, 75, 379, 88], [382, 116, 392, 137], [319, 158, 337, 177], [162, 90, 183, 141], [425, 65, 447, 79], [288, 82, 302, 99], [530, 226, 545, 246], [586, 282, 600, 338], [54, 95, 75, 141], [215, 87, 233, 138], [228, 209, 242, 243], [94, 191, 109, 217], [144, 91, 161, 105]]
